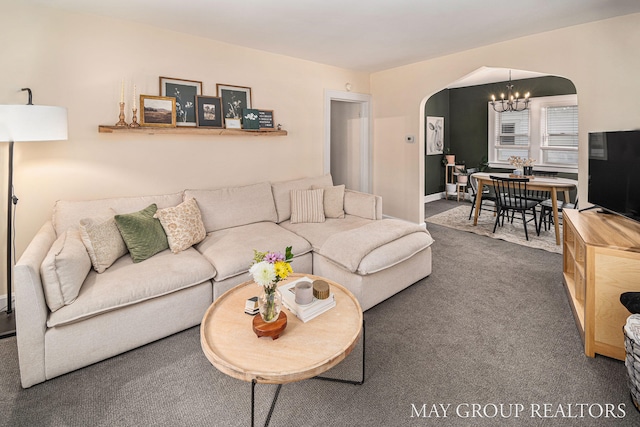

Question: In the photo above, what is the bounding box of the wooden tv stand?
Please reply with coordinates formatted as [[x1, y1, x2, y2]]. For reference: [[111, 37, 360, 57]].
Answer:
[[563, 209, 640, 360]]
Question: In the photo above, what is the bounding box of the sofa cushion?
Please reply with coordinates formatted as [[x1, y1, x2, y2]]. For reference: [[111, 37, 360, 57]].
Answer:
[[312, 184, 345, 219], [319, 219, 434, 274], [79, 210, 128, 273], [357, 232, 434, 274], [185, 182, 277, 233], [271, 174, 334, 223], [280, 216, 373, 251], [196, 221, 312, 281], [290, 189, 325, 224], [40, 228, 92, 312], [47, 247, 215, 327], [115, 204, 169, 263], [154, 197, 206, 253], [52, 192, 184, 236]]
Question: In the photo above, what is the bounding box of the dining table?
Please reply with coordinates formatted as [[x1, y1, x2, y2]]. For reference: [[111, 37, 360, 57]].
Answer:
[[470, 172, 578, 245]]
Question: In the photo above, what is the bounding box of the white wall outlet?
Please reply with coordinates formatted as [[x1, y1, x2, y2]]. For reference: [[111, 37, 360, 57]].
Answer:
[[405, 135, 415, 143]]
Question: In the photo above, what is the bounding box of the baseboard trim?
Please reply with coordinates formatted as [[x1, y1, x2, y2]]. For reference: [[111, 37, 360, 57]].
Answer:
[[424, 193, 445, 204]]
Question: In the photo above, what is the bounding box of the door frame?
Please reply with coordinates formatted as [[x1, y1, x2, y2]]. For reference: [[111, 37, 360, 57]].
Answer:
[[324, 90, 372, 193]]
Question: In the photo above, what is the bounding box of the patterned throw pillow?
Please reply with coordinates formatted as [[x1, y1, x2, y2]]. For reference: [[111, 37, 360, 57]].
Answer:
[[79, 209, 128, 273], [154, 197, 206, 253], [114, 204, 169, 263], [290, 188, 326, 224]]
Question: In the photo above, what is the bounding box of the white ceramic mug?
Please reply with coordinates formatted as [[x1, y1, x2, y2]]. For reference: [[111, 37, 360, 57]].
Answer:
[[295, 281, 314, 305]]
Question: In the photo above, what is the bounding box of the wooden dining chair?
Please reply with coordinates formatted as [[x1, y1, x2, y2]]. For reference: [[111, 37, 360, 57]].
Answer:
[[490, 175, 540, 240]]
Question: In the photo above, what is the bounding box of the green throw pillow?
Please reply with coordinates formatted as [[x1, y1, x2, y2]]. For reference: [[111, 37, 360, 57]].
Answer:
[[115, 204, 169, 263]]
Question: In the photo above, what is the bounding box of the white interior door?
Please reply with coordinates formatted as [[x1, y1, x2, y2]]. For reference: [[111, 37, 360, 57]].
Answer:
[[330, 101, 362, 190], [324, 90, 371, 193]]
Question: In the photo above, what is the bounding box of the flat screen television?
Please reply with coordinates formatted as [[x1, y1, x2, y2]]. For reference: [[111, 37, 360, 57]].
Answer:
[[588, 130, 640, 222]]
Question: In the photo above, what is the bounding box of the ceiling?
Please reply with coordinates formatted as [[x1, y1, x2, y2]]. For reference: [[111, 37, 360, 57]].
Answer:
[[22, 0, 640, 74]]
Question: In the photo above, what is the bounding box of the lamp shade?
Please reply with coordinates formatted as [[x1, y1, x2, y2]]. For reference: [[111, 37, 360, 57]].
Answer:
[[0, 105, 68, 142]]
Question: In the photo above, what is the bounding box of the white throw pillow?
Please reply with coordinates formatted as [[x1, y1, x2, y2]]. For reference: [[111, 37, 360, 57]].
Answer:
[[290, 189, 326, 224], [154, 197, 206, 253], [40, 228, 92, 312], [79, 209, 128, 273], [312, 184, 345, 218]]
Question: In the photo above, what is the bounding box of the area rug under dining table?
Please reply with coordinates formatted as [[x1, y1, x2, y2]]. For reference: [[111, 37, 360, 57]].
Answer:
[[426, 204, 562, 254]]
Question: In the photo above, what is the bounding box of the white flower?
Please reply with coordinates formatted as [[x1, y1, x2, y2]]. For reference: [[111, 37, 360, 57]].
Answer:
[[249, 261, 276, 287]]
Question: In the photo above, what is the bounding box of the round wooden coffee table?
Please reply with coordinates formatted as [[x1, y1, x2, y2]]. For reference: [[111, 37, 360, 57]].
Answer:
[[200, 274, 364, 426]]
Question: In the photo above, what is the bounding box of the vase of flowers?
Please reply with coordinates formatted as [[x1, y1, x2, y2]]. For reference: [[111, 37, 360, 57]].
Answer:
[[508, 156, 536, 176], [249, 246, 294, 323]]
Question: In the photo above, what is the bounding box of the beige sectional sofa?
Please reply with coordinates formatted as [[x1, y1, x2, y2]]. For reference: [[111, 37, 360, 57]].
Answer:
[[14, 174, 434, 388]]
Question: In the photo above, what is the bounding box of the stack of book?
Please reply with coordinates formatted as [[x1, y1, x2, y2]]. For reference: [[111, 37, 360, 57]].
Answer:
[[280, 277, 336, 323]]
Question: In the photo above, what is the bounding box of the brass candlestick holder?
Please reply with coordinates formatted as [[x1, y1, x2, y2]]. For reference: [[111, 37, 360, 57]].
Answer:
[[115, 102, 128, 127], [129, 108, 140, 128]]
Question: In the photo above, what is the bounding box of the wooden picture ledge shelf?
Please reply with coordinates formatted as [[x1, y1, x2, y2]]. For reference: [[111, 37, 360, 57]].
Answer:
[[98, 125, 287, 136]]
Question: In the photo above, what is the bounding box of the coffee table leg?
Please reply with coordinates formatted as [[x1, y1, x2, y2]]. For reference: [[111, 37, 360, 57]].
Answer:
[[314, 319, 366, 385], [251, 380, 282, 427], [250, 319, 365, 426]]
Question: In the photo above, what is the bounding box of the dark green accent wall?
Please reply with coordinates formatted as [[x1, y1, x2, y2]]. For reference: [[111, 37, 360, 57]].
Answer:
[[425, 76, 577, 196], [424, 89, 449, 195]]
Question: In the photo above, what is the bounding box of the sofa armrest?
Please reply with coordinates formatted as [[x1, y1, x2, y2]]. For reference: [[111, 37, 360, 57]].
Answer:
[[15, 221, 56, 388], [344, 190, 383, 220]]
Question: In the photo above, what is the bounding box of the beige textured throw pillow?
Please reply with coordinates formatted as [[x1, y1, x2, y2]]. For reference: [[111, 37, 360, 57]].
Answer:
[[290, 189, 326, 224], [41, 228, 92, 312], [154, 197, 206, 253], [79, 210, 128, 273], [312, 184, 345, 218]]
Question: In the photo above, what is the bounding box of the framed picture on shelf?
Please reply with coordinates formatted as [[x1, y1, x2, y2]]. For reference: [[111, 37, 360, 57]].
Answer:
[[195, 96, 223, 128], [225, 118, 242, 129], [257, 110, 275, 130], [216, 84, 252, 120], [159, 77, 202, 127], [140, 95, 176, 127], [242, 109, 260, 130]]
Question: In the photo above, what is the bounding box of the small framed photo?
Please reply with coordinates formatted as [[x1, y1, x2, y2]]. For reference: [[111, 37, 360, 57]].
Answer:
[[216, 84, 252, 120], [160, 77, 202, 127], [195, 96, 223, 128], [140, 95, 176, 127], [225, 118, 242, 129]]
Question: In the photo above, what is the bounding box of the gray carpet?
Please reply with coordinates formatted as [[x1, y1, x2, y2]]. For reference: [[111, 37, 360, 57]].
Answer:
[[0, 199, 638, 426]]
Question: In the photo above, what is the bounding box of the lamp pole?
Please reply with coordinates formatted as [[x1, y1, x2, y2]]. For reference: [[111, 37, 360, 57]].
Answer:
[[6, 139, 14, 315]]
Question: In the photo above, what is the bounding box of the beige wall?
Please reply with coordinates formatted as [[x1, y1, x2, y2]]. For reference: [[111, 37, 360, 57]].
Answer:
[[0, 3, 369, 295], [371, 13, 640, 223], [2, 4, 640, 298]]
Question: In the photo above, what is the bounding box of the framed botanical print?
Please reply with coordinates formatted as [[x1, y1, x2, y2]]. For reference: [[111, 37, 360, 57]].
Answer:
[[216, 84, 252, 120], [195, 96, 223, 128], [140, 95, 176, 127], [160, 77, 202, 127], [242, 109, 260, 130]]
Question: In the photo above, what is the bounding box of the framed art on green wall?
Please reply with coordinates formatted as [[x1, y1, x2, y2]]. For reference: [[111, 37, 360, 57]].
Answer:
[[426, 116, 444, 155]]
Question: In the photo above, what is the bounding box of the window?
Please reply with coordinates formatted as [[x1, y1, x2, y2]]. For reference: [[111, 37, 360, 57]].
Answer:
[[541, 104, 578, 166], [488, 94, 578, 172], [493, 109, 530, 161]]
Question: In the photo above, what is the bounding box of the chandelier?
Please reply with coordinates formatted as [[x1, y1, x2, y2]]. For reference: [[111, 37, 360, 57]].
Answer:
[[490, 70, 530, 113]]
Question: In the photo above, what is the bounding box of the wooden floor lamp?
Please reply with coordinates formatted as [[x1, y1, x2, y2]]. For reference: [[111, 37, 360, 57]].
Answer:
[[0, 88, 67, 338]]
